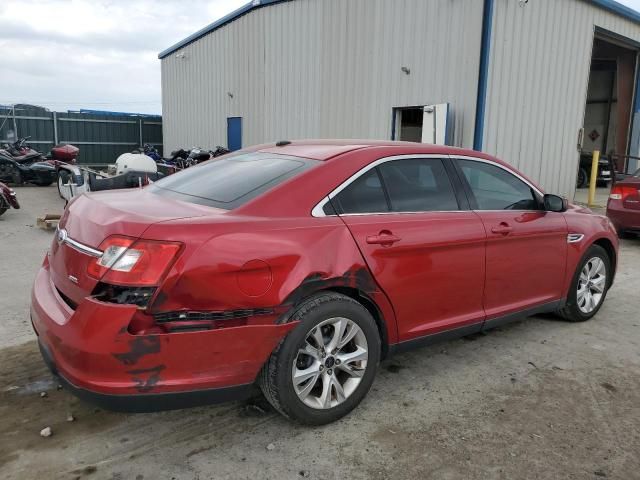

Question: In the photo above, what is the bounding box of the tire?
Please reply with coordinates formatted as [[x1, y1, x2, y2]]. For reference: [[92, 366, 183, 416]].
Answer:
[[33, 180, 53, 187], [577, 168, 588, 188], [11, 169, 22, 186], [556, 245, 611, 322], [259, 292, 381, 425]]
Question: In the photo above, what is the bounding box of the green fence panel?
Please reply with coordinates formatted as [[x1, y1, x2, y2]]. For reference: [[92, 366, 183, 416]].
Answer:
[[0, 106, 162, 165]]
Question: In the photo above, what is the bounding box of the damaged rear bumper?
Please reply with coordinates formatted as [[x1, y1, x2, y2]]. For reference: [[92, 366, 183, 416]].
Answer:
[[37, 339, 253, 412], [30, 265, 296, 412]]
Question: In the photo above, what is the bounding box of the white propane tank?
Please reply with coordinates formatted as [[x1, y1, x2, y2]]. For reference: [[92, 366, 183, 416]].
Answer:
[[115, 153, 157, 175]]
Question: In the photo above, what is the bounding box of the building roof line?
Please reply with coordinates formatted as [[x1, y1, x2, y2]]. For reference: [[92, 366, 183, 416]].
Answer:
[[158, 0, 289, 59], [158, 0, 640, 60]]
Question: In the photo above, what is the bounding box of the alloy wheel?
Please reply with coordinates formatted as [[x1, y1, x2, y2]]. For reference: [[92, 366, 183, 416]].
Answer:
[[577, 257, 607, 314], [292, 317, 368, 409]]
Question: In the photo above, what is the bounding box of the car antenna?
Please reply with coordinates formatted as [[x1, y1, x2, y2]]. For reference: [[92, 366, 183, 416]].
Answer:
[[276, 140, 291, 147]]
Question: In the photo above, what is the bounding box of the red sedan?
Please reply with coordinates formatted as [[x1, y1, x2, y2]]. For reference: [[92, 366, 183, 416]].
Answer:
[[31, 141, 618, 424], [607, 169, 640, 237]]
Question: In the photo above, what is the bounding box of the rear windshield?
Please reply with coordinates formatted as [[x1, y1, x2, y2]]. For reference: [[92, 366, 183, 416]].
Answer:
[[149, 152, 318, 209]]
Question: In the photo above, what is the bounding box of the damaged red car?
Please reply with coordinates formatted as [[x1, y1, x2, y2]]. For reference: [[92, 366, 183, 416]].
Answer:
[[31, 140, 618, 424]]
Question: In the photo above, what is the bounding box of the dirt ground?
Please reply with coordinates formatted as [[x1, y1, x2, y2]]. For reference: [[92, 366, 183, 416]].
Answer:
[[1, 185, 639, 480]]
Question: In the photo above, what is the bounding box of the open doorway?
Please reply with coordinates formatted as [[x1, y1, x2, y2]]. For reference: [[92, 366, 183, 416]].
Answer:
[[575, 34, 638, 206], [393, 107, 423, 142], [392, 104, 451, 145]]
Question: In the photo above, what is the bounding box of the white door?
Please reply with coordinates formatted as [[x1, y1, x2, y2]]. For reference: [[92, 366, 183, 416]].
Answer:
[[421, 103, 450, 145]]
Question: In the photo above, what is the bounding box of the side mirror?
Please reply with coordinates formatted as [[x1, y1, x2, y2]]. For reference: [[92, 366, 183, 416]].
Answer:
[[543, 194, 568, 212]]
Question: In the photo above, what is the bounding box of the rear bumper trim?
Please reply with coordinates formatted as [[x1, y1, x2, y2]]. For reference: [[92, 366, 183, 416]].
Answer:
[[38, 339, 253, 413]]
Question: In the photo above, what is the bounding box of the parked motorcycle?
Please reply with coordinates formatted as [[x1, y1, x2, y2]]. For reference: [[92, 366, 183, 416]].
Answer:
[[2, 136, 42, 163], [0, 137, 77, 186], [0, 181, 20, 217], [0, 154, 56, 186], [185, 146, 230, 166]]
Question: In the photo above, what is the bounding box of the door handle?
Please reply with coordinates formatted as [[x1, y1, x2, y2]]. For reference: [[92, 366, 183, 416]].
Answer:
[[491, 223, 513, 235], [366, 230, 401, 246]]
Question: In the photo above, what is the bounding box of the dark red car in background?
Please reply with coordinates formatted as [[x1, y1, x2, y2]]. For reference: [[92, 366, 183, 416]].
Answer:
[[607, 169, 640, 237], [31, 141, 618, 424]]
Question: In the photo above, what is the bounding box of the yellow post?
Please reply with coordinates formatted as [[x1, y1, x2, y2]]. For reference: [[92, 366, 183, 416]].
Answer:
[[588, 150, 600, 207]]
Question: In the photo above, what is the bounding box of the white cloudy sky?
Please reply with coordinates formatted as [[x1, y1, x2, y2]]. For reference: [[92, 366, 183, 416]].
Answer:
[[1, 0, 640, 115]]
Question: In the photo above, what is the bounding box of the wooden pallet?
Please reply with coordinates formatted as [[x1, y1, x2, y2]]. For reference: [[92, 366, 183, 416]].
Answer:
[[36, 214, 61, 231]]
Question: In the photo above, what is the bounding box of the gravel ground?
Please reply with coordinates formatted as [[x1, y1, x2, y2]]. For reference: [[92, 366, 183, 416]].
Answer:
[[1, 185, 639, 480]]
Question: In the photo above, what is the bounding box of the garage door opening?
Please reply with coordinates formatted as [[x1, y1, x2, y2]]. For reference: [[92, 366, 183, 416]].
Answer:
[[576, 35, 638, 205]]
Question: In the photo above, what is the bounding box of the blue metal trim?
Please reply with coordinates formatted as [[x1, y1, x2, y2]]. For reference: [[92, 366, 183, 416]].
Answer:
[[390, 108, 397, 140], [473, 0, 494, 151], [588, 0, 640, 24], [158, 0, 289, 59]]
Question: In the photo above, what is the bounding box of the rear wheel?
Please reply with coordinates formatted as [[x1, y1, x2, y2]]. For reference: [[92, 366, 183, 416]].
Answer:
[[557, 245, 611, 322], [259, 292, 380, 425]]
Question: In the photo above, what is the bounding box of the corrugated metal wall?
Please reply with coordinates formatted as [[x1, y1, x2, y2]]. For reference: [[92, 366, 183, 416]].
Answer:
[[161, 0, 484, 152], [0, 106, 162, 165], [484, 0, 640, 197]]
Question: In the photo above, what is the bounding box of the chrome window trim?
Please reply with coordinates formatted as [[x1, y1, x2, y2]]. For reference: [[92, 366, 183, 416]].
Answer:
[[311, 154, 452, 218], [311, 153, 546, 217], [56, 227, 103, 258]]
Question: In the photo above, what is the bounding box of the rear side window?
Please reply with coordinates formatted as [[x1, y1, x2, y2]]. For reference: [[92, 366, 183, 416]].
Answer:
[[332, 168, 389, 214], [378, 159, 459, 212], [330, 158, 459, 214], [149, 152, 318, 209]]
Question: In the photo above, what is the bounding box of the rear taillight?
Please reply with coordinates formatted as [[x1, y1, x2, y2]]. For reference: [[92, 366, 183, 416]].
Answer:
[[609, 185, 638, 201], [87, 235, 182, 286]]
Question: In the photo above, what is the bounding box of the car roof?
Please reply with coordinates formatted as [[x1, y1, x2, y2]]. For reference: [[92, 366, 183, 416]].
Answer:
[[253, 139, 492, 161]]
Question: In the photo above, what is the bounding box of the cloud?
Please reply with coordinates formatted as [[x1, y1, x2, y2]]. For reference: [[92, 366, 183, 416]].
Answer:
[[0, 0, 246, 114]]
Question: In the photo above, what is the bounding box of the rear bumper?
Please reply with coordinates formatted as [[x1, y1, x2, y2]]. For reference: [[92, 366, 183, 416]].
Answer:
[[607, 203, 640, 232], [37, 339, 253, 412], [31, 265, 295, 411]]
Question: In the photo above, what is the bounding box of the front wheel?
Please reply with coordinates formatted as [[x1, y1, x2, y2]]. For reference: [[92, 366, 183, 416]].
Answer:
[[557, 245, 611, 322], [260, 292, 380, 425]]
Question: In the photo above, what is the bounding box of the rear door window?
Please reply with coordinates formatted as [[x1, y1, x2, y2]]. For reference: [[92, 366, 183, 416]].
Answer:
[[331, 157, 460, 214], [332, 168, 389, 214], [378, 158, 459, 212], [150, 152, 318, 209]]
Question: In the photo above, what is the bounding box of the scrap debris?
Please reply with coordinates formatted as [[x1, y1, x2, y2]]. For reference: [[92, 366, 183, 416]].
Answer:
[[36, 213, 61, 231], [40, 427, 52, 438]]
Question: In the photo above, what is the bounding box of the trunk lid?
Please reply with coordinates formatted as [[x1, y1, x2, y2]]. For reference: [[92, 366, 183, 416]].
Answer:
[[50, 189, 221, 306], [617, 178, 640, 211]]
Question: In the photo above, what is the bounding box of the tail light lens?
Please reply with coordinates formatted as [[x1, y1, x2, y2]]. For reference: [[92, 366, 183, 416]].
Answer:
[[88, 235, 182, 286], [609, 185, 638, 200]]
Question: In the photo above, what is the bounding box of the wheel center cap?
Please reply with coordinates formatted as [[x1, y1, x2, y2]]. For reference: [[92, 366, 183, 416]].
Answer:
[[324, 356, 335, 368]]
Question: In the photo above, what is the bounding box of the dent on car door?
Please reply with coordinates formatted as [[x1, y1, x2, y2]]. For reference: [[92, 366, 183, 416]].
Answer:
[[453, 158, 568, 319], [330, 157, 487, 342]]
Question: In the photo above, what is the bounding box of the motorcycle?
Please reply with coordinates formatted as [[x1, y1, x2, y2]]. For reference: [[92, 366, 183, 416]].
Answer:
[[0, 137, 78, 187], [0, 181, 20, 217], [185, 146, 230, 166], [2, 136, 43, 163], [0, 153, 56, 186]]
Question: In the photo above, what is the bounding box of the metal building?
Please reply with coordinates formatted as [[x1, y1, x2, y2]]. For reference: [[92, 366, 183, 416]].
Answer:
[[159, 0, 640, 197]]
